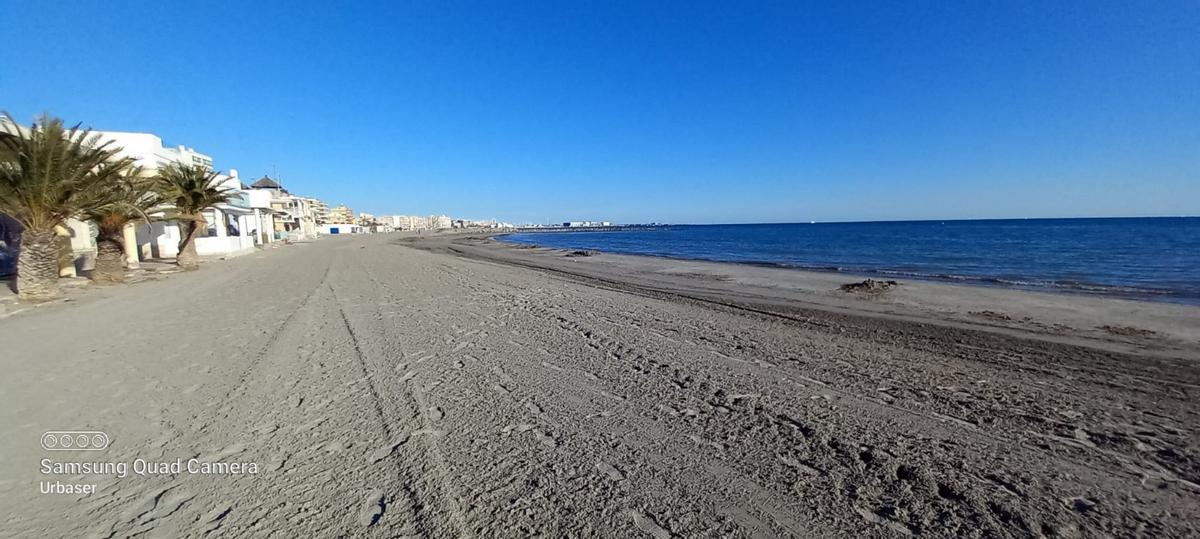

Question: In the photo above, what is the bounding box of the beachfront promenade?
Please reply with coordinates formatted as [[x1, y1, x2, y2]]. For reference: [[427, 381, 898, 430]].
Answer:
[[1, 233, 1197, 537]]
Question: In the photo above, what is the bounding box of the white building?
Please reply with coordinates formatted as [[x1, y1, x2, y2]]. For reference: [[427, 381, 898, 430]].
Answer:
[[245, 188, 282, 245], [247, 176, 320, 241], [378, 215, 425, 231], [193, 169, 257, 257], [91, 131, 279, 259], [307, 198, 330, 224], [93, 131, 213, 173], [91, 130, 227, 263], [327, 204, 354, 225], [429, 215, 452, 230], [318, 223, 365, 235], [396, 215, 429, 230], [272, 196, 319, 240], [127, 170, 260, 260], [1, 123, 262, 272]]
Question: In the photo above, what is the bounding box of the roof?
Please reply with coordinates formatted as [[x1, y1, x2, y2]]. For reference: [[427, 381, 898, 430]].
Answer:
[[251, 176, 281, 189]]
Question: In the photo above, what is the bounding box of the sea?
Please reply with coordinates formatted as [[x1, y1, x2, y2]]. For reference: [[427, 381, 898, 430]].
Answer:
[[499, 217, 1200, 304]]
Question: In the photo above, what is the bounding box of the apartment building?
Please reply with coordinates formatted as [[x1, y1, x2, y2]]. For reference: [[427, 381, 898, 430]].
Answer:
[[328, 204, 354, 224], [306, 198, 330, 224], [429, 215, 452, 230], [249, 176, 319, 240]]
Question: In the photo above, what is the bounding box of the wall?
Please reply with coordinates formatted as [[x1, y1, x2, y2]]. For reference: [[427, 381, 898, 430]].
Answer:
[[195, 210, 257, 257], [64, 218, 97, 272], [246, 190, 274, 210], [319, 224, 364, 235], [195, 236, 255, 257], [134, 221, 180, 260]]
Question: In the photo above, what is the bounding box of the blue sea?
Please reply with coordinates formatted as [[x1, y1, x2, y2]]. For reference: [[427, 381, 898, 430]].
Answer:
[[500, 218, 1200, 304]]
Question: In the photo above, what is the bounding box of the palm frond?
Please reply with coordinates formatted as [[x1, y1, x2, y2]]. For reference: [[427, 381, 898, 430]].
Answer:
[[81, 168, 166, 236], [154, 162, 237, 220], [0, 112, 138, 231]]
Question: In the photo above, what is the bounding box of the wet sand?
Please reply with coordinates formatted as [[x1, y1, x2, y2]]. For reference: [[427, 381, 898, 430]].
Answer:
[[444, 234, 1200, 357], [1, 232, 1197, 537]]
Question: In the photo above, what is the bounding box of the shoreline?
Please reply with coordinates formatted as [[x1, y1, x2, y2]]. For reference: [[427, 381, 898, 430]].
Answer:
[[494, 232, 1199, 306], [405, 232, 1200, 358]]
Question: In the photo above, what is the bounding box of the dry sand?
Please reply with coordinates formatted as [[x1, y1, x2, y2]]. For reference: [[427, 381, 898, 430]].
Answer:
[[1, 232, 1197, 537]]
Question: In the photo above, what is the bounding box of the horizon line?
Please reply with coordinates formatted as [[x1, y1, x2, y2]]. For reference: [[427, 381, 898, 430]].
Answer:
[[640, 215, 1199, 226]]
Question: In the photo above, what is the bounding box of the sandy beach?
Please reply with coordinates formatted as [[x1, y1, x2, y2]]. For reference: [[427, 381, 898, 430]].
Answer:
[[1, 232, 1197, 537]]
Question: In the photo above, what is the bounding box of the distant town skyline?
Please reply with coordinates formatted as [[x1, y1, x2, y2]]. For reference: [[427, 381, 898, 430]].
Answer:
[[1, 1, 1196, 224]]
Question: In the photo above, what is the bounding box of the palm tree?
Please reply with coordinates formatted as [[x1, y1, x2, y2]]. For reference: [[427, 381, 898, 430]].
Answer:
[[0, 113, 137, 301], [155, 162, 234, 270], [80, 172, 163, 284]]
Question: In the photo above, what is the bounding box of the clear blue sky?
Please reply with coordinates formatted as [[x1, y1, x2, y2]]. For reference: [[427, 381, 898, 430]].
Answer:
[[2, 1, 1197, 224]]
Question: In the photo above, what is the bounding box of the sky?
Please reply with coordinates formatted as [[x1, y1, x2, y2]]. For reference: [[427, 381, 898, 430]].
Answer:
[[1, 1, 1197, 224]]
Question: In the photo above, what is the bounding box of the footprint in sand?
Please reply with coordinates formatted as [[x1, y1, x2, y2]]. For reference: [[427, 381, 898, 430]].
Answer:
[[121, 484, 180, 523], [534, 430, 559, 448], [600, 390, 627, 401], [854, 505, 912, 536], [778, 455, 821, 476], [141, 488, 195, 524], [357, 489, 386, 527], [428, 407, 444, 421], [369, 434, 410, 464], [122, 486, 175, 523], [596, 460, 625, 481], [202, 505, 232, 532], [627, 509, 673, 538]]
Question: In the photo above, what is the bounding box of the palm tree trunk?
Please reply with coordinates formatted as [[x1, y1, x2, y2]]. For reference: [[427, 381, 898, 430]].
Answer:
[[17, 228, 62, 302], [56, 230, 76, 277], [176, 215, 203, 270], [92, 234, 126, 284]]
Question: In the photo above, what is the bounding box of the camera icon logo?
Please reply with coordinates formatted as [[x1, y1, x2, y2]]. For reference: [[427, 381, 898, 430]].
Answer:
[[41, 431, 109, 451]]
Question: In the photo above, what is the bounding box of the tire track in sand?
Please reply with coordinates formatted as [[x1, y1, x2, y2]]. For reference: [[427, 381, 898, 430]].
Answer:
[[330, 267, 474, 538], [212, 262, 332, 416]]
